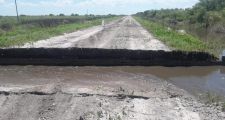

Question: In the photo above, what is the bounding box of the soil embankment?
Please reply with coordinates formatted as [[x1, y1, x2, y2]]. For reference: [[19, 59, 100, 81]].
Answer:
[[0, 48, 220, 66]]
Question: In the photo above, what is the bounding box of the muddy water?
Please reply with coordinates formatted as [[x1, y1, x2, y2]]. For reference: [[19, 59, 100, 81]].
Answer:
[[94, 66, 225, 98], [0, 66, 224, 98], [141, 67, 225, 97], [117, 66, 225, 98]]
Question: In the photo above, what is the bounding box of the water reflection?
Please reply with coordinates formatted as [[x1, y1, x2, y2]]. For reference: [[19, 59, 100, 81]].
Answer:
[[162, 67, 225, 97], [115, 66, 225, 97]]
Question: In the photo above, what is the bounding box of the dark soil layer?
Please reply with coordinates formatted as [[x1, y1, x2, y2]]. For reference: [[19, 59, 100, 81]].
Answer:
[[0, 48, 223, 66]]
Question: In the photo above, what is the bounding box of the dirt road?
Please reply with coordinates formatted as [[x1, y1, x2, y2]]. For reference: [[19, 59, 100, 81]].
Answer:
[[20, 16, 170, 51], [0, 66, 224, 120], [2, 17, 224, 120]]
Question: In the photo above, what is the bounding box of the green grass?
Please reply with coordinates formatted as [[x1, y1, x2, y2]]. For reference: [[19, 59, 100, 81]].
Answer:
[[134, 17, 209, 53], [0, 16, 119, 47], [203, 92, 225, 112]]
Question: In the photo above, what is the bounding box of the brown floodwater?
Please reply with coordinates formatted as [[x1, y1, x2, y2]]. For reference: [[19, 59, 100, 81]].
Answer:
[[119, 66, 225, 97], [0, 66, 224, 98]]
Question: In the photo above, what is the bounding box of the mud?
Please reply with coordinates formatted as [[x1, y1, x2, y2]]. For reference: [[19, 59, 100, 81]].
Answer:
[[0, 66, 225, 120], [18, 16, 170, 51]]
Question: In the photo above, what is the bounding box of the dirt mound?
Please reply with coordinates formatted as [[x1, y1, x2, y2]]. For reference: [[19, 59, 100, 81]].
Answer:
[[0, 48, 219, 66]]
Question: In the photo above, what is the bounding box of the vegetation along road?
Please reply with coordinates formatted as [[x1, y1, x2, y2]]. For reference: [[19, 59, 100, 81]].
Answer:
[[135, 0, 225, 56], [0, 15, 119, 47]]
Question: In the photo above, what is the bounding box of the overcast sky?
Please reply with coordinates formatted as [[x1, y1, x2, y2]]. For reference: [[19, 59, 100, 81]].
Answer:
[[0, 0, 199, 15]]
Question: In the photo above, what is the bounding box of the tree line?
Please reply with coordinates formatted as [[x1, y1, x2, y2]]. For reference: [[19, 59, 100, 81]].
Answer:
[[135, 0, 225, 33]]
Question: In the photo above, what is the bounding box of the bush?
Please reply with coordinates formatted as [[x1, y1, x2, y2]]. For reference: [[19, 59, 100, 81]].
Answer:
[[59, 14, 65, 16], [0, 23, 13, 31], [71, 13, 79, 16], [0, 28, 5, 35], [21, 18, 84, 28]]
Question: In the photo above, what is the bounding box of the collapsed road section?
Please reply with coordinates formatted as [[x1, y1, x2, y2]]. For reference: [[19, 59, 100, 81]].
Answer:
[[0, 48, 222, 66], [0, 66, 225, 120]]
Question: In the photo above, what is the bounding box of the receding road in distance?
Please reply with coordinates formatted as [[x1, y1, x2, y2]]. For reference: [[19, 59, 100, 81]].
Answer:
[[21, 16, 170, 51]]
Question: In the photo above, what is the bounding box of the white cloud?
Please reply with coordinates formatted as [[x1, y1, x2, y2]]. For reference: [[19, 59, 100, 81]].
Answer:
[[14, 0, 74, 8], [39, 0, 74, 7], [77, 0, 151, 8], [0, 0, 200, 15], [76, 0, 198, 8], [0, 0, 5, 4], [16, 0, 199, 9]]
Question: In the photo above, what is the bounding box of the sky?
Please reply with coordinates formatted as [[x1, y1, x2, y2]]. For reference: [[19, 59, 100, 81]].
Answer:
[[0, 0, 199, 16]]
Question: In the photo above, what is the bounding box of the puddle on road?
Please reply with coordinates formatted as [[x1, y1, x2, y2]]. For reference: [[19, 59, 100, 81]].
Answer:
[[134, 66, 225, 97], [116, 66, 225, 98], [0, 66, 224, 98]]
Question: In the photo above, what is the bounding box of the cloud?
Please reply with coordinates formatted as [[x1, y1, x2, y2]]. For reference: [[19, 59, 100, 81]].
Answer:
[[39, 0, 74, 7], [0, 0, 200, 15], [15, 0, 199, 9], [0, 0, 5, 4], [73, 0, 199, 14], [13, 0, 74, 8], [76, 0, 198, 8]]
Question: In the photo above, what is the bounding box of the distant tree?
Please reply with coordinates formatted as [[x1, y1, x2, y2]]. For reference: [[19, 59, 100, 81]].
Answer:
[[135, 0, 225, 32], [197, 8, 207, 23], [59, 14, 65, 16], [49, 14, 54, 16], [71, 13, 79, 16]]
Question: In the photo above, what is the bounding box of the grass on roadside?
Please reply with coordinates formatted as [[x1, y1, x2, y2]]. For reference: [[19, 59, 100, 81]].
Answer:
[[203, 92, 225, 112], [0, 17, 119, 47], [134, 17, 209, 53]]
